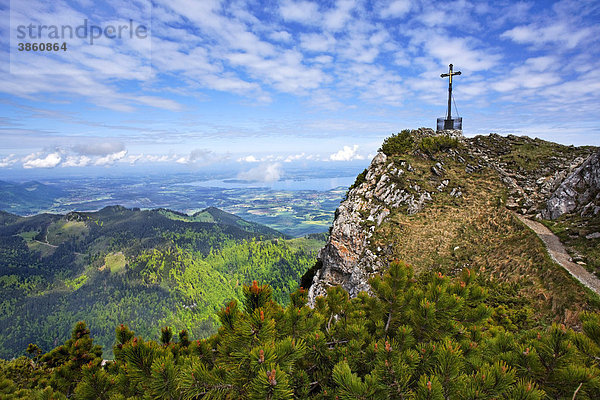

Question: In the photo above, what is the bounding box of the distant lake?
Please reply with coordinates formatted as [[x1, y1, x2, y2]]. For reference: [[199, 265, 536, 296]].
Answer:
[[184, 176, 356, 191]]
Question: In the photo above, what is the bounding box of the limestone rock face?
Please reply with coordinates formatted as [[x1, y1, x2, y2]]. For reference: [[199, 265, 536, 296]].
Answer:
[[307, 130, 454, 305], [307, 152, 387, 304], [543, 150, 600, 219], [307, 147, 443, 304]]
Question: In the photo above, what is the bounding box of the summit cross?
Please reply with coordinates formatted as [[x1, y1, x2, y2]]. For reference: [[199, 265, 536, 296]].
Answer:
[[440, 64, 461, 124]]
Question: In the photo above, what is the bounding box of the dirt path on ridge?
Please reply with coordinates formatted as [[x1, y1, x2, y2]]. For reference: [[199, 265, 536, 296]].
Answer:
[[514, 213, 600, 296]]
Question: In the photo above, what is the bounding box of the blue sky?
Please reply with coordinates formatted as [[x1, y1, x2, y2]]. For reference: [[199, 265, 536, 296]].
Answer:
[[0, 0, 599, 179]]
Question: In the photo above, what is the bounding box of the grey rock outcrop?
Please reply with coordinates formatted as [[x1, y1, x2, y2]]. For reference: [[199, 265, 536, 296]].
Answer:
[[307, 130, 461, 306], [542, 150, 600, 219], [307, 150, 440, 304], [467, 134, 593, 216], [306, 152, 388, 304]]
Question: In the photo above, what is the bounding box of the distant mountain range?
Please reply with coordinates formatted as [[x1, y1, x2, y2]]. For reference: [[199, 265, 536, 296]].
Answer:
[[154, 206, 287, 237], [0, 180, 65, 214]]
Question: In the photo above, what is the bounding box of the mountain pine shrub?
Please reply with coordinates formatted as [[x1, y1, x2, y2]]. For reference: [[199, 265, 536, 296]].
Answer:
[[380, 130, 415, 155], [419, 135, 460, 156], [2, 260, 600, 399]]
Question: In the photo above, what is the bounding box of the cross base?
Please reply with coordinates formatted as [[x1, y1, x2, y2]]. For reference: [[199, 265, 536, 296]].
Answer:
[[437, 117, 462, 131]]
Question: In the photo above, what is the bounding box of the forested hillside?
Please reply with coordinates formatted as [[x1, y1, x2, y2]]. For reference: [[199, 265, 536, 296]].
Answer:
[[0, 180, 65, 214], [0, 206, 324, 358], [3, 262, 600, 399]]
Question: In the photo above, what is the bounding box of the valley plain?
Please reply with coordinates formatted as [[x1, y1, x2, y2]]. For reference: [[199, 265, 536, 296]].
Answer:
[[0, 173, 358, 237]]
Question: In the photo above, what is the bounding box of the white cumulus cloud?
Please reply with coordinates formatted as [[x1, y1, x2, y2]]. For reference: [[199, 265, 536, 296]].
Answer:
[[285, 153, 305, 162], [379, 0, 412, 18], [127, 154, 144, 165], [279, 0, 320, 24], [0, 154, 18, 168], [95, 150, 127, 166], [329, 145, 364, 161], [147, 154, 174, 163], [176, 149, 228, 165], [22, 152, 62, 169], [62, 155, 91, 167], [237, 162, 283, 182], [501, 23, 594, 50], [237, 155, 259, 162]]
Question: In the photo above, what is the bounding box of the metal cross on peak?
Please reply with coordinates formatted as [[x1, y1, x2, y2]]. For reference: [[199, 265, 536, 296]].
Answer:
[[440, 64, 461, 122]]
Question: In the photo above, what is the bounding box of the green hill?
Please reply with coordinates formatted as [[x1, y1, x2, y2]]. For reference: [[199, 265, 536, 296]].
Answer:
[[157, 206, 287, 237], [0, 206, 324, 359]]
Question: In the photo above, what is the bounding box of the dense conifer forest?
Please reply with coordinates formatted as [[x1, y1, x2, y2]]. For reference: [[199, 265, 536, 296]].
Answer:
[[2, 261, 600, 399], [0, 206, 324, 359]]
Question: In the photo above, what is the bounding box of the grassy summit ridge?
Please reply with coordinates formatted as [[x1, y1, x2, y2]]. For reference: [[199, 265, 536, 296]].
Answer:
[[306, 129, 599, 327]]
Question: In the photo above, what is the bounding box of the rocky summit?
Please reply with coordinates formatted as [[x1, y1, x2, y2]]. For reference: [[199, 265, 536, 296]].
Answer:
[[468, 133, 597, 218], [543, 150, 600, 219], [305, 129, 600, 324]]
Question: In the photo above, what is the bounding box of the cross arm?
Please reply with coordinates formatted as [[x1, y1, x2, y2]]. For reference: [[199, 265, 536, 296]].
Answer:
[[441, 71, 461, 78]]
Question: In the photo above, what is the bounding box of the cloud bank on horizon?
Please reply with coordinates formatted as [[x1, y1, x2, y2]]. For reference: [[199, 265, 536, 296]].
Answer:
[[0, 0, 599, 172]]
